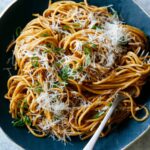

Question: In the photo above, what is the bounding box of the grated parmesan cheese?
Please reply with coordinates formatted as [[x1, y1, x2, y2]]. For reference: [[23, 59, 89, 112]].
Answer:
[[74, 40, 83, 51], [88, 12, 97, 29], [36, 91, 69, 116], [104, 21, 125, 46]]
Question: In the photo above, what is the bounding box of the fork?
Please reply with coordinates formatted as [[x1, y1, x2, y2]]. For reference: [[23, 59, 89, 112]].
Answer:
[[83, 49, 150, 150]]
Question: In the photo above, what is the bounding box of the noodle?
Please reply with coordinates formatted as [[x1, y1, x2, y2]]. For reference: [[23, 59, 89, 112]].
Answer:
[[5, 0, 150, 141]]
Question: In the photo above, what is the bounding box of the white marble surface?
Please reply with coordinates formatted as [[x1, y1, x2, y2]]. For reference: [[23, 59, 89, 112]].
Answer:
[[0, 0, 150, 150]]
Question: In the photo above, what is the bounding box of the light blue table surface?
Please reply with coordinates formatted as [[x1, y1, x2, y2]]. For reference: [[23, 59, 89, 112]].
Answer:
[[0, 0, 150, 150], [0, 0, 11, 12]]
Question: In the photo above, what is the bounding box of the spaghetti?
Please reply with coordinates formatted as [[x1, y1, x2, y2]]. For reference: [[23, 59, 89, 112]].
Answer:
[[5, 0, 150, 141]]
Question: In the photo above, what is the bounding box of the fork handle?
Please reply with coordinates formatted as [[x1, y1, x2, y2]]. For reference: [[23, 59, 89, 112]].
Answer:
[[83, 96, 122, 150]]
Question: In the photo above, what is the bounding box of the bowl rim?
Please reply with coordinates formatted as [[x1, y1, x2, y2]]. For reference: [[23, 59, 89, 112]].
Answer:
[[0, 0, 149, 150]]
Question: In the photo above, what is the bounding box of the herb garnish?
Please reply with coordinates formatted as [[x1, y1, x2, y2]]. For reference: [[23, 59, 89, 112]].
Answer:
[[91, 43, 97, 49], [78, 66, 84, 72], [46, 43, 51, 48], [83, 47, 91, 66], [43, 49, 52, 53], [34, 86, 43, 94], [84, 47, 91, 55], [15, 26, 22, 37], [92, 25, 102, 30], [62, 25, 70, 30], [33, 82, 43, 94], [31, 56, 39, 68], [22, 99, 28, 109], [12, 116, 31, 127], [41, 33, 49, 37], [108, 102, 112, 107], [52, 83, 59, 88], [59, 65, 70, 81], [73, 23, 81, 29], [92, 111, 105, 119], [54, 115, 61, 120], [55, 47, 63, 52], [59, 65, 76, 81], [85, 55, 91, 66]]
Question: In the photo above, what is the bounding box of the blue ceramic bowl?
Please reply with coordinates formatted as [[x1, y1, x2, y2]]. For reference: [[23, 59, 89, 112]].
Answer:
[[0, 0, 150, 150]]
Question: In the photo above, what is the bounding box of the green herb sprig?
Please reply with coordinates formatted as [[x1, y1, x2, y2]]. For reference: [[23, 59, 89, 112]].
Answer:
[[54, 47, 64, 53], [33, 82, 43, 94], [43, 49, 52, 53], [59, 65, 70, 81], [62, 25, 70, 30], [41, 33, 49, 37], [31, 56, 39, 68], [73, 23, 81, 29], [12, 116, 31, 127], [108, 102, 112, 107], [15, 26, 22, 37], [83, 46, 91, 66], [92, 111, 105, 119], [92, 25, 102, 30], [22, 99, 28, 109]]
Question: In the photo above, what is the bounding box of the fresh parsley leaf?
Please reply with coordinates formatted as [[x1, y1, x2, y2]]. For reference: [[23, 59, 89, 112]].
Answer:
[[34, 86, 43, 94], [15, 26, 22, 37], [85, 54, 91, 66], [84, 47, 91, 55], [31, 82, 43, 94], [60, 81, 68, 86], [84, 42, 97, 49], [54, 115, 61, 120], [55, 47, 63, 52], [22, 99, 28, 109], [92, 25, 102, 30], [91, 25, 97, 29], [53, 47, 64, 54], [31, 56, 39, 68], [59, 65, 70, 81], [46, 43, 51, 48], [62, 25, 70, 30], [73, 23, 81, 29], [12, 118, 25, 127], [41, 33, 49, 37], [43, 49, 52, 53], [52, 81, 59, 88], [92, 111, 105, 119], [108, 102, 112, 107], [12, 116, 31, 127], [59, 65, 77, 81], [83, 46, 91, 66], [55, 62, 61, 67], [23, 116, 31, 126], [78, 66, 84, 72], [91, 43, 97, 49], [35, 81, 40, 86], [55, 58, 66, 68], [52, 81, 68, 88]]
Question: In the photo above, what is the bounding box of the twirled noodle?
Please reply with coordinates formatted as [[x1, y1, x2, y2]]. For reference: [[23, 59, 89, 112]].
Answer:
[[5, 0, 150, 141]]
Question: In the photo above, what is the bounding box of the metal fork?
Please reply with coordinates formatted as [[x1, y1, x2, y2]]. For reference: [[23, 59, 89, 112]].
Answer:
[[83, 49, 150, 150], [137, 48, 150, 64]]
